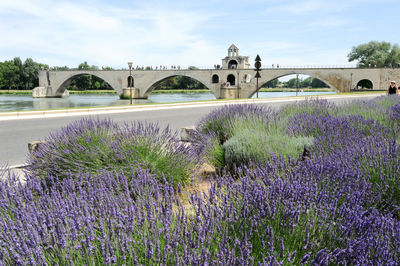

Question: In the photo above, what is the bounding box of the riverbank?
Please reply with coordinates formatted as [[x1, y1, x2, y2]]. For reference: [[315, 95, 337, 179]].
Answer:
[[0, 88, 385, 95], [0, 90, 117, 95], [0, 88, 339, 95]]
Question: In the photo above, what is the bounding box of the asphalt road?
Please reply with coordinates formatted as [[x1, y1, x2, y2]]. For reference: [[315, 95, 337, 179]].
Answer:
[[0, 95, 381, 166]]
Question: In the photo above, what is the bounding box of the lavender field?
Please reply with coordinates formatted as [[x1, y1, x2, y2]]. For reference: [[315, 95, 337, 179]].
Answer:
[[1, 96, 400, 265]]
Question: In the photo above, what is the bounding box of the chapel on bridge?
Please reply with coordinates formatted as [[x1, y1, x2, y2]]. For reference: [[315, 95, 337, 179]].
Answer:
[[221, 44, 250, 69]]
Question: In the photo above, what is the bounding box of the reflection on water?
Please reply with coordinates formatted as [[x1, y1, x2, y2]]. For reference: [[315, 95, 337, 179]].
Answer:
[[0, 91, 336, 112]]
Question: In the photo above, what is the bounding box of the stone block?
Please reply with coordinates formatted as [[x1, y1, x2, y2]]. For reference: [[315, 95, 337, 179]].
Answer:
[[32, 87, 47, 98], [28, 140, 47, 154], [180, 126, 196, 142], [60, 89, 70, 98]]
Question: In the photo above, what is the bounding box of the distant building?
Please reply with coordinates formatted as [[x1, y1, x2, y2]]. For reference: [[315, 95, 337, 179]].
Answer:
[[221, 44, 250, 69]]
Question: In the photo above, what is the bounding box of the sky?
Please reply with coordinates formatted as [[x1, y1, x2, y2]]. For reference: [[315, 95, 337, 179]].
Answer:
[[0, 0, 399, 70]]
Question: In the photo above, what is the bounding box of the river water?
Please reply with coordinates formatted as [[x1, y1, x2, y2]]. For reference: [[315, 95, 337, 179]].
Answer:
[[0, 91, 336, 112]]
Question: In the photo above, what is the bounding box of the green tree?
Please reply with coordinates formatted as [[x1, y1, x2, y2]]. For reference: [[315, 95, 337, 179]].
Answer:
[[12, 57, 24, 89], [54, 66, 70, 71], [310, 78, 328, 88], [0, 62, 4, 88], [71, 62, 109, 90], [284, 78, 298, 88], [1, 61, 20, 89], [262, 79, 279, 88], [348, 41, 400, 67], [155, 77, 178, 90], [78, 61, 91, 70], [75, 62, 92, 90], [300, 77, 312, 88], [22, 58, 40, 89]]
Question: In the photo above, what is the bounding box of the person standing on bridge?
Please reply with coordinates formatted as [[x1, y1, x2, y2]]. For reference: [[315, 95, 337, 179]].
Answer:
[[387, 81, 398, 95]]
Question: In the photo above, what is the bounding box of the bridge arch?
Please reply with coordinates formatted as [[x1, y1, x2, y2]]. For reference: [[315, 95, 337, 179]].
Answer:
[[356, 79, 373, 89], [143, 73, 217, 98], [54, 71, 121, 96], [249, 71, 337, 98]]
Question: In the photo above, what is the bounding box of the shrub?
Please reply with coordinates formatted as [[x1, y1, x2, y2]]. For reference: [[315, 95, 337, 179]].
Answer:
[[3, 97, 400, 264], [203, 135, 225, 169], [1, 161, 399, 265], [27, 118, 199, 188], [195, 104, 273, 143], [224, 127, 313, 167], [278, 98, 336, 119]]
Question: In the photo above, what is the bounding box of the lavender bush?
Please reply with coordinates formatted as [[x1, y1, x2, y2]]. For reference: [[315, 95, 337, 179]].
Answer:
[[27, 118, 199, 188], [195, 104, 312, 168], [224, 129, 313, 166], [1, 159, 399, 264], [195, 104, 272, 142], [1, 97, 400, 264]]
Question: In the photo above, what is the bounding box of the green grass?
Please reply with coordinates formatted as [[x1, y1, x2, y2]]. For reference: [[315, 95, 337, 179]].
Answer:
[[69, 90, 117, 94], [151, 89, 211, 94], [0, 90, 32, 94], [259, 87, 334, 92], [204, 137, 225, 169], [0, 90, 118, 95]]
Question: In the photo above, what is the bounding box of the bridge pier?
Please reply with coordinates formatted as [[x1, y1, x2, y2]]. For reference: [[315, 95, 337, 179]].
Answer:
[[219, 86, 240, 99], [120, 88, 144, 99], [32, 86, 69, 98]]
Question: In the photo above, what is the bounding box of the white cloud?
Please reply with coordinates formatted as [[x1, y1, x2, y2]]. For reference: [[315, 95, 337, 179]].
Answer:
[[1, 0, 398, 68], [0, 0, 222, 68]]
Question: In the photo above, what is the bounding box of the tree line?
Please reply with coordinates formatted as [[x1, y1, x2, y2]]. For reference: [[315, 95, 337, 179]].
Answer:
[[0, 57, 47, 90], [67, 62, 113, 90], [263, 77, 328, 88], [0, 59, 113, 90]]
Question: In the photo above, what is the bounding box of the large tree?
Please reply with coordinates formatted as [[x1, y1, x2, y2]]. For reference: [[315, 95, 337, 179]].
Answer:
[[0, 61, 20, 89], [348, 41, 400, 67], [22, 58, 40, 89]]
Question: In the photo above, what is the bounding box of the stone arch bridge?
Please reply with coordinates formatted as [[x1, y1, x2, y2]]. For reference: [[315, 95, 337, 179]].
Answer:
[[33, 67, 400, 99]]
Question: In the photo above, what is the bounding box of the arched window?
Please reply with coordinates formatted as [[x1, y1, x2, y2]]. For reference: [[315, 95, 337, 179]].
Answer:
[[228, 60, 238, 69], [212, 74, 219, 83], [227, 74, 235, 86]]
